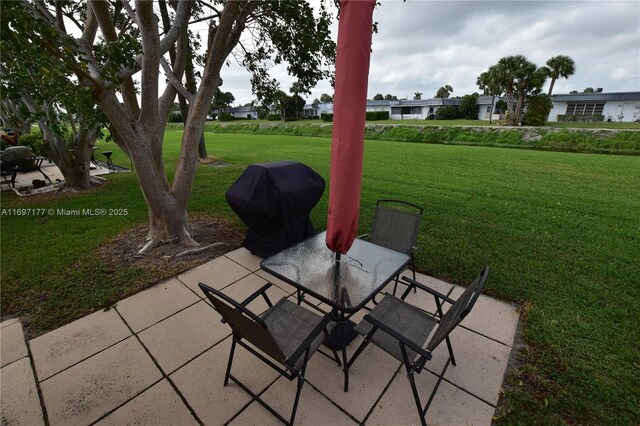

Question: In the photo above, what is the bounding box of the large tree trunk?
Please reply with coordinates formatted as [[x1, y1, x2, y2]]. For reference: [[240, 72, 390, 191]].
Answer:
[[505, 91, 518, 125], [515, 92, 526, 125]]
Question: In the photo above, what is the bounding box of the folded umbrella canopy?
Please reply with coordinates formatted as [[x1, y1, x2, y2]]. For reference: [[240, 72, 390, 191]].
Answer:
[[326, 0, 376, 255]]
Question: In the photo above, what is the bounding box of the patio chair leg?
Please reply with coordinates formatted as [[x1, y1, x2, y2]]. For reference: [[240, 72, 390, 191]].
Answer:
[[407, 369, 427, 426], [224, 338, 237, 386], [322, 328, 342, 367], [444, 335, 457, 366], [423, 357, 452, 419]]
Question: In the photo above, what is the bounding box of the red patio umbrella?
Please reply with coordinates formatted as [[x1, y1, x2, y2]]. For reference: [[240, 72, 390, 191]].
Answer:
[[326, 0, 376, 255]]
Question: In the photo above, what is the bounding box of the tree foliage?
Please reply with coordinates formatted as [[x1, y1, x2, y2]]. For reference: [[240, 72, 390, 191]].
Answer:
[[522, 94, 553, 126], [459, 93, 480, 120], [479, 55, 547, 125], [320, 93, 333, 103], [372, 93, 384, 101], [209, 89, 235, 116], [14, 0, 337, 253], [435, 85, 453, 98], [544, 55, 576, 96], [413, 92, 422, 100]]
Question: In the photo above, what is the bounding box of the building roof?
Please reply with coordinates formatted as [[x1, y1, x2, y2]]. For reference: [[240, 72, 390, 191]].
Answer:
[[551, 92, 640, 102]]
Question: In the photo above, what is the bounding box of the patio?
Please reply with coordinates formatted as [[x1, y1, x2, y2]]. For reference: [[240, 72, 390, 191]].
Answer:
[[1, 247, 519, 425], [0, 160, 114, 192]]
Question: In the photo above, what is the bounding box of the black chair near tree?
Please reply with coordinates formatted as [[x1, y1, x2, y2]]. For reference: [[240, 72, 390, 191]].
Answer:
[[346, 266, 490, 426], [198, 282, 340, 426], [359, 199, 423, 295]]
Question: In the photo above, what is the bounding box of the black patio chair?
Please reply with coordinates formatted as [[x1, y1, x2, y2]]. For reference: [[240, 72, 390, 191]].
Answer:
[[198, 282, 340, 426], [346, 266, 490, 426], [359, 199, 423, 295]]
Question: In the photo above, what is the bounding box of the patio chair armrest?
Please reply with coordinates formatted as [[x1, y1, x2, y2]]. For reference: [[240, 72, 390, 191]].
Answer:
[[363, 313, 431, 360], [401, 276, 455, 304], [240, 282, 274, 308], [198, 282, 266, 325], [285, 314, 334, 368], [357, 233, 370, 240]]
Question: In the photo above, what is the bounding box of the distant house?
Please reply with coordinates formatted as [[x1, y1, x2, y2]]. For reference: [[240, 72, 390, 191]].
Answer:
[[548, 92, 640, 122], [228, 105, 258, 120]]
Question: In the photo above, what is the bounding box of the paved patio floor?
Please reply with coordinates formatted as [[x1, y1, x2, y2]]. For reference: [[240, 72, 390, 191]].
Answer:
[[1, 161, 113, 192], [1, 248, 520, 425]]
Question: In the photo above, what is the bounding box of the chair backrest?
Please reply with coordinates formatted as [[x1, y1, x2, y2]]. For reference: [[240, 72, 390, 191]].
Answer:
[[426, 266, 489, 352], [198, 283, 287, 364], [368, 199, 423, 254]]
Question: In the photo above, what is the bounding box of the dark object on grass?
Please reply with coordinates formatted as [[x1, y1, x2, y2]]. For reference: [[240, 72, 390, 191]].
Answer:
[[226, 161, 325, 257]]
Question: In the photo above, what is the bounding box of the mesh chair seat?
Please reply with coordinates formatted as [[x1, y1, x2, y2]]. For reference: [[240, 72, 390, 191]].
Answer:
[[262, 298, 334, 370], [354, 295, 437, 363]]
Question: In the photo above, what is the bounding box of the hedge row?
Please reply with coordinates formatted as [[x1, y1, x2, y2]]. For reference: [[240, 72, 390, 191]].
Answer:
[[321, 111, 390, 122], [557, 114, 605, 123], [195, 122, 640, 155]]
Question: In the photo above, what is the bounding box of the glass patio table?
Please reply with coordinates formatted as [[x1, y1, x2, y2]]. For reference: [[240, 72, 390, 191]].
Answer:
[[261, 231, 410, 391]]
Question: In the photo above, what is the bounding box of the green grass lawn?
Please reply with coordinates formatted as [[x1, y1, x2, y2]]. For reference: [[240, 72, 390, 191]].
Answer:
[[1, 132, 639, 423]]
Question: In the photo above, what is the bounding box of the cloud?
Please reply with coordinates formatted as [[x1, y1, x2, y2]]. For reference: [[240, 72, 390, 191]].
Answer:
[[219, 0, 640, 105]]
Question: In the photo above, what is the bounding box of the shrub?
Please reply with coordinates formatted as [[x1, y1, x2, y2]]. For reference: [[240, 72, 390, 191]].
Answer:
[[426, 113, 435, 120], [218, 113, 234, 121], [557, 114, 605, 123], [321, 113, 333, 122], [435, 105, 461, 120], [523, 94, 553, 126], [283, 117, 298, 122], [168, 111, 183, 123], [266, 114, 281, 121], [19, 133, 47, 157], [365, 111, 389, 120], [459, 94, 480, 120]]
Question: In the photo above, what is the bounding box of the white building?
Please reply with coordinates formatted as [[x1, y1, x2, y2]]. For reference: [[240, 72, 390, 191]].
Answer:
[[548, 92, 640, 122]]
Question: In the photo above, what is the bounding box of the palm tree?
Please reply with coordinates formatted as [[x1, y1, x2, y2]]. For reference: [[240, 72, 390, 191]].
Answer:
[[477, 70, 502, 123], [435, 85, 453, 98], [544, 55, 576, 96], [289, 82, 310, 120], [413, 92, 422, 100]]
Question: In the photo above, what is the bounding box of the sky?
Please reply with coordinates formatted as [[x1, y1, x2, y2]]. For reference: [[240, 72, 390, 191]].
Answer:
[[214, 0, 640, 106]]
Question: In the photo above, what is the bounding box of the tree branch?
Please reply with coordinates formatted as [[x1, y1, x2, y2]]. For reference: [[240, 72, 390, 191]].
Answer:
[[135, 0, 160, 132]]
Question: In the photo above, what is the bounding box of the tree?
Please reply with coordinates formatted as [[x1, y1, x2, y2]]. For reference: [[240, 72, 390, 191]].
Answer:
[[1, 3, 102, 190], [459, 93, 480, 120], [372, 93, 384, 101], [569, 90, 579, 94], [583, 87, 595, 93], [384, 94, 398, 101], [289, 81, 310, 120], [544, 55, 576, 96], [522, 94, 553, 126], [413, 92, 422, 100], [434, 105, 460, 120], [486, 55, 547, 125], [435, 85, 453, 98], [477, 69, 503, 123], [209, 89, 235, 117], [320, 93, 333, 103], [20, 1, 335, 253]]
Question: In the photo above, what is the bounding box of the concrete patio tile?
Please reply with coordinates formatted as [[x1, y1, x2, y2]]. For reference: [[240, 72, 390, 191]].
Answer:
[[225, 247, 263, 272], [425, 326, 512, 405], [30, 308, 131, 380], [39, 336, 161, 426], [230, 376, 357, 426], [95, 379, 198, 426], [400, 272, 456, 315], [450, 286, 520, 346], [1, 319, 28, 367], [221, 274, 290, 315], [178, 255, 252, 295], [115, 278, 200, 333], [138, 301, 230, 374], [0, 358, 46, 426], [255, 269, 296, 295], [1, 317, 20, 328], [305, 336, 402, 422], [170, 338, 279, 425], [367, 369, 495, 426]]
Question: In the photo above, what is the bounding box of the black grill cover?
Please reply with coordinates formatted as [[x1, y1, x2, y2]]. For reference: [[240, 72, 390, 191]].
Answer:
[[226, 161, 325, 257]]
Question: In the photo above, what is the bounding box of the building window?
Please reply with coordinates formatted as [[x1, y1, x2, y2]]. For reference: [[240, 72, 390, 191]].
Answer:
[[486, 106, 491, 113], [566, 103, 605, 115]]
